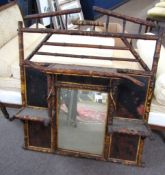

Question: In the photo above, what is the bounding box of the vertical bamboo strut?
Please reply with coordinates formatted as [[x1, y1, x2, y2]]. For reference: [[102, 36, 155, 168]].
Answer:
[[53, 75, 58, 150], [104, 79, 116, 159], [144, 28, 164, 122], [47, 75, 54, 152], [47, 75, 52, 119], [106, 15, 110, 32], [104, 135, 110, 160], [137, 138, 145, 166], [65, 14, 68, 30], [138, 24, 142, 34], [18, 21, 26, 107], [122, 19, 126, 33], [24, 121, 29, 148], [152, 28, 164, 76], [108, 80, 115, 126]]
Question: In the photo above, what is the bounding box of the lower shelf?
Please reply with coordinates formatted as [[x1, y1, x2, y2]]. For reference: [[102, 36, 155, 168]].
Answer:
[[15, 107, 50, 123], [109, 117, 151, 137]]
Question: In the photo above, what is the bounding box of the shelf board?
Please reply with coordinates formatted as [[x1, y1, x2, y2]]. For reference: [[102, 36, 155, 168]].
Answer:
[[15, 107, 50, 123], [109, 117, 151, 137]]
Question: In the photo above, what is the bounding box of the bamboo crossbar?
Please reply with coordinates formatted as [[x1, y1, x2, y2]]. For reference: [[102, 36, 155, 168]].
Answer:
[[72, 20, 104, 27], [23, 60, 144, 87], [36, 51, 137, 62], [44, 42, 128, 50], [26, 34, 52, 61], [55, 82, 108, 92], [20, 27, 159, 40], [24, 8, 81, 20], [93, 6, 156, 27]]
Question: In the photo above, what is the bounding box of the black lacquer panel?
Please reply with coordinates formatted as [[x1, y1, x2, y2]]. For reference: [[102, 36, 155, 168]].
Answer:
[[28, 121, 51, 148], [116, 76, 149, 119], [110, 133, 139, 161], [26, 67, 47, 107]]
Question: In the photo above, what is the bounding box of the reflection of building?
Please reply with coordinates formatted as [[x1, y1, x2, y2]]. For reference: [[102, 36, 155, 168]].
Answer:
[[94, 92, 107, 103]]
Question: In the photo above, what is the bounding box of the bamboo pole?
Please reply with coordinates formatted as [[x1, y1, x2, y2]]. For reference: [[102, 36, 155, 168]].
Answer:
[[18, 21, 26, 106], [44, 41, 129, 50], [36, 51, 137, 62], [20, 28, 159, 40], [93, 6, 156, 27]]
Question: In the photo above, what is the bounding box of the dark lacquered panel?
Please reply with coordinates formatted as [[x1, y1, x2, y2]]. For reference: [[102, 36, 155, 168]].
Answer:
[[28, 121, 51, 148], [116, 76, 149, 119], [26, 67, 48, 107], [109, 133, 139, 161]]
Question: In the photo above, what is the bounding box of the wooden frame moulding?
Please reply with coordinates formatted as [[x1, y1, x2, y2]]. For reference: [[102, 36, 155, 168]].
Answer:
[[47, 74, 56, 152], [53, 76, 110, 160], [103, 79, 118, 160]]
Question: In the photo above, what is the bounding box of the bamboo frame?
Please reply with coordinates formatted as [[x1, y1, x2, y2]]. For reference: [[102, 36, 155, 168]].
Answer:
[[16, 6, 163, 166]]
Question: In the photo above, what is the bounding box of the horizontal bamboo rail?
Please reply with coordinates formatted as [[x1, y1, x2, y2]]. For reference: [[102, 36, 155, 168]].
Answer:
[[36, 51, 137, 62], [24, 8, 81, 20], [20, 28, 159, 40], [93, 6, 156, 27], [44, 41, 128, 50], [23, 60, 144, 87]]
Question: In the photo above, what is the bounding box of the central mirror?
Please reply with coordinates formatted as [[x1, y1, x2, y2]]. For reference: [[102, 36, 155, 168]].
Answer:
[[57, 88, 108, 155]]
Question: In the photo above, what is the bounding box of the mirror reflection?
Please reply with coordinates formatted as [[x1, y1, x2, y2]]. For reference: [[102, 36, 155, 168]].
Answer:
[[57, 88, 108, 155]]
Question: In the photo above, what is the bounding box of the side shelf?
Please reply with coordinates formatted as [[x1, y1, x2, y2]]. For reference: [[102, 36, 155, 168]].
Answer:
[[108, 117, 151, 165], [109, 117, 151, 137], [14, 107, 52, 152], [15, 107, 50, 123]]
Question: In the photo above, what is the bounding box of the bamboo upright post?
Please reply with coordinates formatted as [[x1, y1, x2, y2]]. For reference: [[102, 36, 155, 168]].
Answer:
[[18, 21, 26, 107]]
